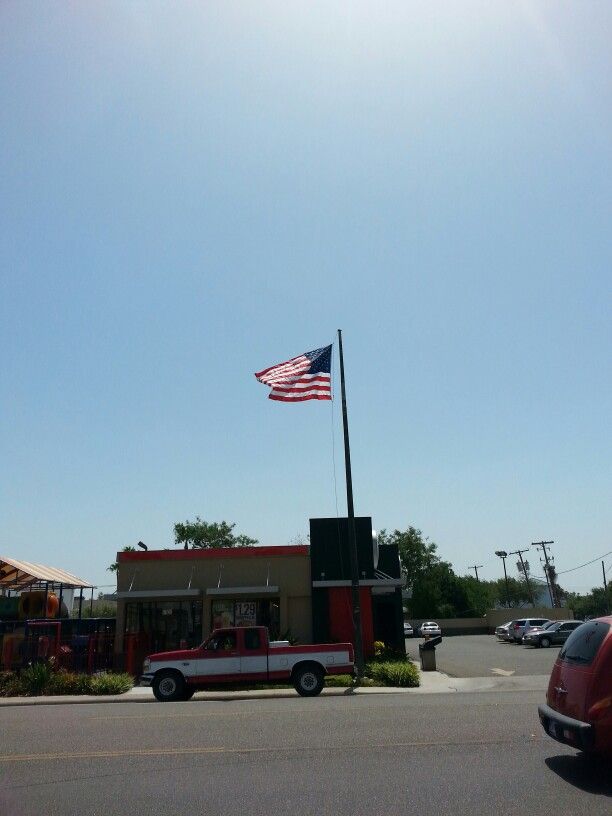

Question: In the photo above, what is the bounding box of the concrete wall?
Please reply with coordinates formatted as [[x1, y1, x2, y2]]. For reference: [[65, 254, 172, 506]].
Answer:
[[408, 608, 574, 636], [485, 607, 573, 631]]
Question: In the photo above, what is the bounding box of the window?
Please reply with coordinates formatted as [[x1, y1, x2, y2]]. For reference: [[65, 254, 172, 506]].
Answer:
[[206, 631, 236, 651], [210, 599, 280, 640], [244, 629, 261, 650], [124, 601, 202, 651], [560, 621, 610, 665]]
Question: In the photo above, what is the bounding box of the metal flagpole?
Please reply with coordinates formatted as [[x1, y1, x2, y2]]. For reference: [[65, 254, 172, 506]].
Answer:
[[337, 329, 365, 679]]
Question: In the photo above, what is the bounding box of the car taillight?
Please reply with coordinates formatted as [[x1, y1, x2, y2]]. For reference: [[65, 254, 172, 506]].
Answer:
[[588, 696, 612, 720]]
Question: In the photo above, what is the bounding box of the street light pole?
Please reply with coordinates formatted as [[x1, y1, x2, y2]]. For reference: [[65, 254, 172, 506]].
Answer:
[[495, 551, 511, 608]]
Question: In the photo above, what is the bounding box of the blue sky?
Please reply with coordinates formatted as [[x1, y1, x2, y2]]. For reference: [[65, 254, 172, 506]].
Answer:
[[1, 2, 611, 594]]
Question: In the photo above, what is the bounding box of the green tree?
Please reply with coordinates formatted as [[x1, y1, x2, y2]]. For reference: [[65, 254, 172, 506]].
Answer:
[[491, 576, 532, 608], [565, 587, 610, 619], [173, 517, 258, 549], [455, 575, 494, 617], [378, 527, 439, 587], [107, 545, 136, 573]]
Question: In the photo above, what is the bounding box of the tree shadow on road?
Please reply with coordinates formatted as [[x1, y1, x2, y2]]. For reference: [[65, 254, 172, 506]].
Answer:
[[545, 754, 612, 796]]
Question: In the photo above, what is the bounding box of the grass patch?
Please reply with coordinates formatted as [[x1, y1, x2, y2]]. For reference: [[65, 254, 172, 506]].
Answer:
[[366, 660, 420, 687]]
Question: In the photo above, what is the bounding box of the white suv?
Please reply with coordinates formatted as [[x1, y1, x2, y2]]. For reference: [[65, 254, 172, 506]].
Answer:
[[509, 617, 551, 643]]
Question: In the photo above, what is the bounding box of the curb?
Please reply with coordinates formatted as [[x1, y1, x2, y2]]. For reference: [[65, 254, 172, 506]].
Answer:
[[0, 678, 439, 707], [0, 671, 547, 706]]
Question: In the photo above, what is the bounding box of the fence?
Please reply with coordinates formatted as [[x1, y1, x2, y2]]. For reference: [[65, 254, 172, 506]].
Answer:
[[0, 618, 116, 674]]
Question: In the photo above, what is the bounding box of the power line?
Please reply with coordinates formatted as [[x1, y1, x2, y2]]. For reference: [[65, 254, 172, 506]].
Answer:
[[555, 550, 612, 576]]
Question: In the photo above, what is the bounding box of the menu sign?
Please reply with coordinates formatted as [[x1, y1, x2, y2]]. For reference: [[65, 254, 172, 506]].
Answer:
[[234, 601, 257, 627]]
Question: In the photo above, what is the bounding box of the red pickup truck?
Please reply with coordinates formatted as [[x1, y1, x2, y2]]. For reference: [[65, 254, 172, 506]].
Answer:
[[140, 626, 355, 701]]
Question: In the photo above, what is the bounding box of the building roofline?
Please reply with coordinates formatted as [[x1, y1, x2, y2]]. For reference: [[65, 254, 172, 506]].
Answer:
[[118, 545, 309, 563]]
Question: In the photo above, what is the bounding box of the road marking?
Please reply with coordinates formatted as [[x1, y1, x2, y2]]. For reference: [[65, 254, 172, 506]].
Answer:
[[0, 737, 538, 763], [86, 709, 287, 721], [490, 668, 516, 676]]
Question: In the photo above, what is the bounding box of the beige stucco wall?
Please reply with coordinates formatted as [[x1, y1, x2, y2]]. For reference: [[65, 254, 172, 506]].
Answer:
[[115, 549, 312, 653]]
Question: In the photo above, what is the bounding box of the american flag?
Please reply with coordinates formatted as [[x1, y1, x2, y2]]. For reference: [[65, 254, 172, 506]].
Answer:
[[255, 345, 332, 402]]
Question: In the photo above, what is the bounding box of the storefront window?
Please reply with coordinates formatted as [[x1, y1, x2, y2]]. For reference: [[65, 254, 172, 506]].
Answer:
[[210, 599, 280, 640], [124, 601, 201, 651]]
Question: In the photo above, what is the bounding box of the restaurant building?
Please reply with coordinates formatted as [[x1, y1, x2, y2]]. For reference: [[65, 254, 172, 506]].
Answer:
[[114, 517, 404, 672]]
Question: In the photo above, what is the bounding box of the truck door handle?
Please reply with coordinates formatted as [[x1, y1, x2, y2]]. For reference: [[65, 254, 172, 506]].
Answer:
[[554, 687, 567, 694]]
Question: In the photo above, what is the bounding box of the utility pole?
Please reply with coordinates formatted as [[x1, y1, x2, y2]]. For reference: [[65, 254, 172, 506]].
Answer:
[[495, 551, 511, 608], [510, 549, 535, 606], [531, 541, 556, 608], [468, 565, 483, 582], [603, 562, 610, 614]]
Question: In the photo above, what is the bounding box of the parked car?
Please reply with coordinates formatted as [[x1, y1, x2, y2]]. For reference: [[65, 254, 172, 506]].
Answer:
[[495, 621, 514, 641], [403, 621, 414, 638], [508, 618, 551, 643], [538, 616, 612, 755], [523, 620, 583, 648], [419, 621, 442, 638]]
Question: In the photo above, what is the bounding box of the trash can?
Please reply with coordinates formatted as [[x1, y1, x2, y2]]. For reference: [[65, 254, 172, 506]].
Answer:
[[419, 635, 442, 671]]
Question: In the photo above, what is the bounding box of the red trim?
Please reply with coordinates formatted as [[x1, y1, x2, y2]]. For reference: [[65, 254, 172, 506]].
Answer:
[[119, 545, 309, 563], [188, 673, 243, 684], [326, 664, 354, 675]]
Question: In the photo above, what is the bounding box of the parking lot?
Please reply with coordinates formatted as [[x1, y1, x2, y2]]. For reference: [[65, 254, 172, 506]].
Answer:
[[406, 633, 561, 678]]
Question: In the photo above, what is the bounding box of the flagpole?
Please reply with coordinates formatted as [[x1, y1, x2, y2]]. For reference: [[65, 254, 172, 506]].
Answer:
[[337, 329, 365, 679]]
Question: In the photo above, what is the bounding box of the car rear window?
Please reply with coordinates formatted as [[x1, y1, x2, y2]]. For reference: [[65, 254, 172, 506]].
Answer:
[[559, 621, 610, 665]]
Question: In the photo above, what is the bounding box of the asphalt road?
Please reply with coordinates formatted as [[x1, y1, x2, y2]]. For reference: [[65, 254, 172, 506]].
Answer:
[[1, 692, 609, 816], [407, 633, 561, 677]]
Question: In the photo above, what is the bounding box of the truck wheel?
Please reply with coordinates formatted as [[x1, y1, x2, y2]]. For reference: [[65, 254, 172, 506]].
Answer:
[[540, 636, 551, 648], [182, 687, 195, 701], [293, 665, 324, 697], [152, 670, 185, 702]]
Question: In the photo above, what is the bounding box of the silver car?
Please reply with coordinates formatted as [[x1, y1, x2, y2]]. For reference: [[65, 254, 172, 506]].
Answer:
[[495, 621, 514, 641]]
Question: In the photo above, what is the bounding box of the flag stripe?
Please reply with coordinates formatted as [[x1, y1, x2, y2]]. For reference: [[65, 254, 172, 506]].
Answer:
[[270, 392, 332, 402]]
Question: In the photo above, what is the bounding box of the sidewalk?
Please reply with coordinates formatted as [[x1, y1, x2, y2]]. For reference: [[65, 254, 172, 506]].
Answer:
[[0, 671, 549, 707]]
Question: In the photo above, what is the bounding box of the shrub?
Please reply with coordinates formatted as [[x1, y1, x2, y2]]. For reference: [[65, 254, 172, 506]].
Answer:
[[19, 661, 55, 695], [47, 671, 90, 695], [0, 668, 133, 697], [86, 673, 133, 695], [366, 660, 420, 687], [0, 671, 21, 697]]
